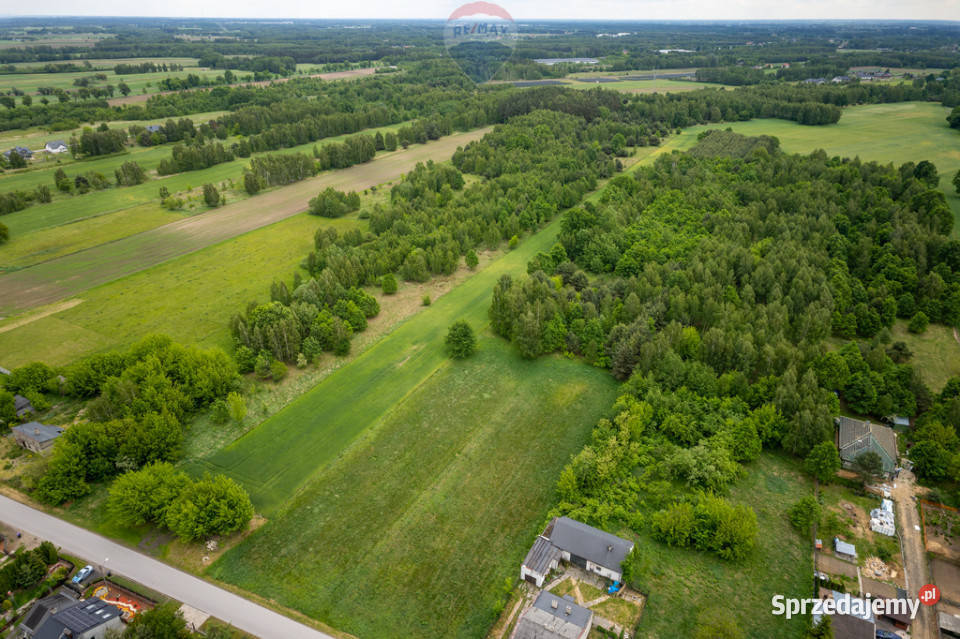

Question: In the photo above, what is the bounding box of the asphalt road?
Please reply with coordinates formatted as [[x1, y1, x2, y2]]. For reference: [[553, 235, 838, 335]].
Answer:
[[0, 495, 334, 639]]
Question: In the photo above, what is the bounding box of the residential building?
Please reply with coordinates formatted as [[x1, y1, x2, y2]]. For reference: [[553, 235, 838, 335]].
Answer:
[[513, 591, 592, 639], [44, 140, 68, 154], [19, 592, 76, 637], [33, 598, 123, 639], [836, 416, 898, 475], [521, 517, 634, 587]]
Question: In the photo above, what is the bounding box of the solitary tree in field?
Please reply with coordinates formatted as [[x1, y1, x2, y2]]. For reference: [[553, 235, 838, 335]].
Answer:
[[203, 183, 220, 207], [445, 320, 476, 359]]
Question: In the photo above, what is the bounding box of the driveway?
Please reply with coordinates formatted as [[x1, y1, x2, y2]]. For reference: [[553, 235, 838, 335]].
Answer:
[[0, 495, 334, 639], [892, 469, 937, 639]]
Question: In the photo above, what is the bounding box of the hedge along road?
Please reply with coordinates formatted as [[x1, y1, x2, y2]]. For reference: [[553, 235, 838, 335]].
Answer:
[[193, 212, 566, 515], [0, 494, 335, 639], [0, 128, 490, 317]]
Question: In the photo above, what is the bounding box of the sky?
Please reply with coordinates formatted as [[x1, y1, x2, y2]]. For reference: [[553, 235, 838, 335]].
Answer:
[[3, 0, 960, 21]]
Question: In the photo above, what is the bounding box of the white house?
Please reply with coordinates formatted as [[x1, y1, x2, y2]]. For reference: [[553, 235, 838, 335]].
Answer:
[[44, 140, 68, 154], [521, 517, 634, 587]]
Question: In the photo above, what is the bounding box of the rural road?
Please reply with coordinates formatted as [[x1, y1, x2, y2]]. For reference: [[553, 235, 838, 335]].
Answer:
[[0, 494, 334, 639], [0, 127, 489, 316], [893, 469, 937, 639]]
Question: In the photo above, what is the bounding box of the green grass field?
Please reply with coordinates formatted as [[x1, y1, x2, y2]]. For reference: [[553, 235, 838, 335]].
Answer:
[[889, 320, 960, 392], [193, 213, 567, 510], [208, 340, 618, 639], [0, 212, 360, 366], [0, 119, 413, 242], [0, 66, 225, 103], [672, 102, 960, 234], [633, 454, 813, 639], [568, 78, 732, 93]]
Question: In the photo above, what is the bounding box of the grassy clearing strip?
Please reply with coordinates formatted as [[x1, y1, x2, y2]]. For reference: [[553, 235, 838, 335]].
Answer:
[[208, 342, 618, 639], [192, 211, 562, 512]]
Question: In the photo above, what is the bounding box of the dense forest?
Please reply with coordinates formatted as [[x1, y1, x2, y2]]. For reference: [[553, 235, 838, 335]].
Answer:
[[486, 129, 960, 565]]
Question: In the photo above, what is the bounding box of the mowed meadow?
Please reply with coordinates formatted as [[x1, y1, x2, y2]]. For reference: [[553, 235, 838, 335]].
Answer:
[[208, 341, 618, 639]]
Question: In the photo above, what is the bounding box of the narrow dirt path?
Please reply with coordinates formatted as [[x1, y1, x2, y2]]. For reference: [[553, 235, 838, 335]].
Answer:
[[893, 469, 938, 639]]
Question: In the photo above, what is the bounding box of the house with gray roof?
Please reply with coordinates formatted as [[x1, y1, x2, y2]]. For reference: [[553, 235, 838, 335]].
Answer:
[[44, 140, 68, 154], [19, 591, 76, 637], [12, 422, 64, 453], [521, 517, 634, 587], [834, 537, 857, 561], [34, 598, 123, 639], [513, 591, 593, 639], [836, 416, 898, 475]]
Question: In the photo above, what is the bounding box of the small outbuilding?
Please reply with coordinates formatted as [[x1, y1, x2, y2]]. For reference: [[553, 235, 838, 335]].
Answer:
[[514, 591, 593, 639], [12, 422, 64, 453], [834, 537, 857, 561]]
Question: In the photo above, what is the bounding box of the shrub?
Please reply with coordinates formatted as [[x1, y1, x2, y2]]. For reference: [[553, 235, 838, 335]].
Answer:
[[908, 311, 929, 334], [381, 273, 398, 295], [270, 360, 287, 382]]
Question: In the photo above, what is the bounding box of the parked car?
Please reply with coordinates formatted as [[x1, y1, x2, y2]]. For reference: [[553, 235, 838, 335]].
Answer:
[[876, 630, 899, 639], [72, 565, 93, 584]]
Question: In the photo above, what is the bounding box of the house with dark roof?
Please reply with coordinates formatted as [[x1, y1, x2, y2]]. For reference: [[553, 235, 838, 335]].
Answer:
[[813, 590, 876, 639], [836, 416, 898, 475], [14, 393, 35, 418], [34, 598, 123, 639], [4, 145, 32, 160], [19, 592, 76, 637], [13, 422, 65, 453], [44, 140, 68, 154], [513, 591, 593, 639], [521, 517, 634, 587]]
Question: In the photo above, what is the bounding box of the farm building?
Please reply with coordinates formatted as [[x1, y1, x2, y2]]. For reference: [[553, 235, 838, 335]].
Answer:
[[19, 592, 76, 638], [33, 598, 123, 639], [836, 416, 898, 475], [12, 422, 65, 453], [513, 591, 593, 639], [834, 537, 857, 561], [44, 140, 68, 154], [14, 394, 35, 418], [520, 517, 634, 587]]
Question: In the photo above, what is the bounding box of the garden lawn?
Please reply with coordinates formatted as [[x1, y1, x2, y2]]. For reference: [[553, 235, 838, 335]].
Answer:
[[632, 454, 813, 639], [208, 340, 618, 639]]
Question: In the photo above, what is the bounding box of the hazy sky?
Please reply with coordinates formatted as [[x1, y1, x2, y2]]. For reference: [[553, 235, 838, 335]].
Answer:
[[5, 0, 960, 21]]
